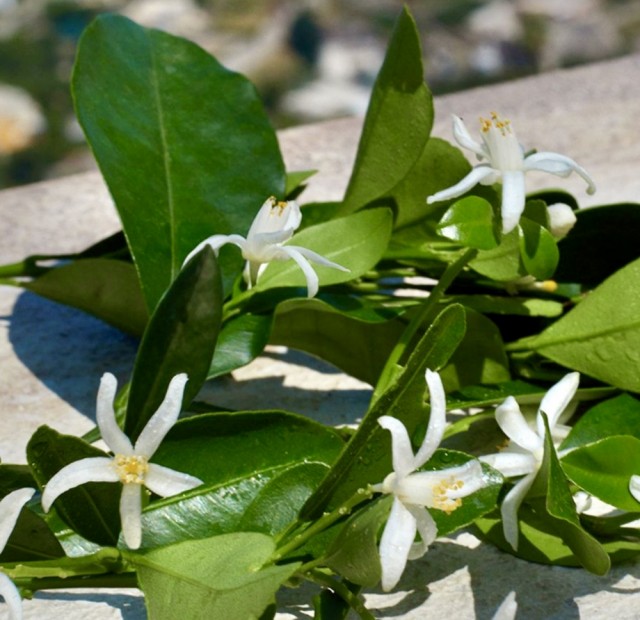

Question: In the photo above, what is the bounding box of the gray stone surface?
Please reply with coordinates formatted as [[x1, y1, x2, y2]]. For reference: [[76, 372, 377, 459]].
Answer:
[[1, 54, 640, 618]]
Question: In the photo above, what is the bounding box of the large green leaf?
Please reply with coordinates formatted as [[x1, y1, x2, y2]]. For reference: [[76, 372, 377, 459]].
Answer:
[[73, 14, 285, 310], [302, 304, 466, 517], [437, 196, 499, 250], [255, 208, 393, 294], [338, 7, 433, 215], [23, 259, 148, 336], [516, 257, 640, 391], [130, 533, 298, 620], [126, 248, 222, 441]]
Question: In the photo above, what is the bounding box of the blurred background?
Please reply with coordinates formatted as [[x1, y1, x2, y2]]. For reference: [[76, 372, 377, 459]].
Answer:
[[0, 0, 637, 189]]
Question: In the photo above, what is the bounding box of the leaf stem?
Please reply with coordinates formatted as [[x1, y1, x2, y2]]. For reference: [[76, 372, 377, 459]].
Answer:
[[306, 569, 375, 620]]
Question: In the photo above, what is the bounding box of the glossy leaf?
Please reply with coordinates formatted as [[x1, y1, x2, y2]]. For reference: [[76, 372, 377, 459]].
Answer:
[[126, 247, 222, 441], [24, 259, 148, 336], [519, 257, 640, 391], [437, 196, 499, 250], [518, 217, 559, 280], [131, 533, 298, 620], [561, 436, 640, 512], [469, 229, 522, 281], [255, 208, 393, 294], [449, 294, 563, 317], [26, 426, 121, 546], [302, 304, 466, 517], [73, 14, 284, 310], [338, 7, 433, 214]]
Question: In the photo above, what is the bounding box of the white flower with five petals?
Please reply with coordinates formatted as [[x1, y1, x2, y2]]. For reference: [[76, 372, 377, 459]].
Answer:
[[373, 369, 486, 591], [42, 373, 202, 550], [427, 113, 595, 234], [184, 196, 348, 298], [479, 372, 579, 550], [0, 487, 35, 620]]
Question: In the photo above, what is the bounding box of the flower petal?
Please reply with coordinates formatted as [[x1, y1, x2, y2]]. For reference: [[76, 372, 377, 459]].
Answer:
[[496, 396, 540, 453], [413, 369, 446, 468], [96, 373, 132, 456], [426, 165, 496, 204], [41, 457, 118, 512], [536, 372, 579, 437], [629, 475, 640, 503], [119, 483, 143, 549], [378, 497, 416, 591], [248, 198, 302, 239], [0, 571, 23, 620], [0, 488, 35, 553], [145, 463, 202, 498], [501, 471, 536, 551], [500, 170, 526, 234], [378, 416, 415, 478], [274, 246, 320, 298], [491, 591, 517, 620], [134, 374, 188, 457], [523, 152, 596, 194], [452, 115, 488, 160], [406, 504, 437, 560], [183, 234, 247, 266], [480, 451, 536, 478]]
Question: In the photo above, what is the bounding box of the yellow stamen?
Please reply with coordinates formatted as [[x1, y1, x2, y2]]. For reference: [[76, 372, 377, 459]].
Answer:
[[480, 112, 512, 136], [114, 455, 148, 485], [432, 478, 464, 514]]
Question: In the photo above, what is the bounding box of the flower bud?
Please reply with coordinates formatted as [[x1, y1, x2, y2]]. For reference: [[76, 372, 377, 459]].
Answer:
[[547, 203, 577, 239]]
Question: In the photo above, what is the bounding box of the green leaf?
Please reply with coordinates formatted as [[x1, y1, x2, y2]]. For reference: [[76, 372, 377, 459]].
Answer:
[[255, 208, 393, 294], [338, 7, 433, 214], [302, 304, 466, 517], [26, 426, 121, 546], [437, 196, 499, 250], [73, 14, 285, 310], [130, 533, 298, 620], [285, 170, 317, 197], [518, 217, 559, 279], [520, 257, 640, 391], [270, 298, 406, 386], [126, 247, 222, 441], [208, 313, 273, 379], [24, 259, 148, 336], [561, 436, 640, 512], [469, 229, 522, 281], [448, 294, 563, 317], [1, 503, 64, 562]]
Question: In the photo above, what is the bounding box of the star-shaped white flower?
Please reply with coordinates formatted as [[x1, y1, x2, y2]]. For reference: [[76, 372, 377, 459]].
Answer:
[[427, 113, 595, 234], [479, 372, 579, 550], [0, 487, 35, 620], [373, 369, 486, 591], [42, 373, 202, 549], [184, 196, 348, 298]]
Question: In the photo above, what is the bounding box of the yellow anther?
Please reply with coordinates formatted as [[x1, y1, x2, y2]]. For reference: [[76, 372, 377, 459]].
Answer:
[[114, 455, 149, 485], [480, 112, 512, 136], [432, 478, 465, 514]]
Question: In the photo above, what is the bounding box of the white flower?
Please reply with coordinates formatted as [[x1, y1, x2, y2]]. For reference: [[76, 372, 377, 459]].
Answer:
[[480, 372, 580, 550], [42, 373, 202, 549], [629, 476, 640, 504], [427, 113, 595, 234], [183, 196, 348, 298], [547, 202, 577, 239], [0, 487, 35, 620], [491, 591, 517, 620], [373, 369, 486, 591]]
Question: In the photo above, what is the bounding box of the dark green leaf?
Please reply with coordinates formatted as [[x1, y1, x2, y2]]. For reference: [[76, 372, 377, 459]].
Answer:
[[437, 196, 499, 250], [518, 217, 559, 280], [447, 294, 563, 317]]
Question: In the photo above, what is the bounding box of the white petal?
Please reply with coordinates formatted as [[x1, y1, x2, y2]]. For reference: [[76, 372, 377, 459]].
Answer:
[[119, 483, 142, 549], [378, 497, 416, 591], [96, 373, 132, 456], [501, 471, 536, 551], [182, 234, 247, 266], [134, 374, 188, 458], [0, 488, 35, 553], [406, 505, 437, 560], [286, 245, 350, 272], [496, 396, 540, 453], [41, 458, 118, 512], [378, 416, 415, 478], [491, 591, 517, 620], [547, 203, 577, 239], [0, 572, 22, 620], [523, 152, 596, 194], [452, 115, 488, 159], [427, 165, 496, 204], [500, 170, 526, 234], [274, 247, 320, 298], [536, 372, 579, 437], [248, 198, 302, 239], [413, 369, 446, 468], [145, 463, 202, 498], [480, 451, 536, 478], [629, 475, 640, 503]]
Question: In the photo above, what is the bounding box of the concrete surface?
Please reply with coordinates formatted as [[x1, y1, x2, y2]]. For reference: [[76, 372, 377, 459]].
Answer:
[[1, 54, 640, 618]]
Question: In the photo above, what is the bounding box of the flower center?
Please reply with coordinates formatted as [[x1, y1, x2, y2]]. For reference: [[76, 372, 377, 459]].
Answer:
[[479, 111, 523, 171], [114, 454, 149, 485], [267, 195, 287, 216], [431, 478, 465, 514]]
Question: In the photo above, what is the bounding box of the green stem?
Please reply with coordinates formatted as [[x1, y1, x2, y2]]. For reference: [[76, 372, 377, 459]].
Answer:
[[272, 486, 373, 562], [373, 247, 478, 400], [307, 569, 375, 620], [13, 572, 137, 592]]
